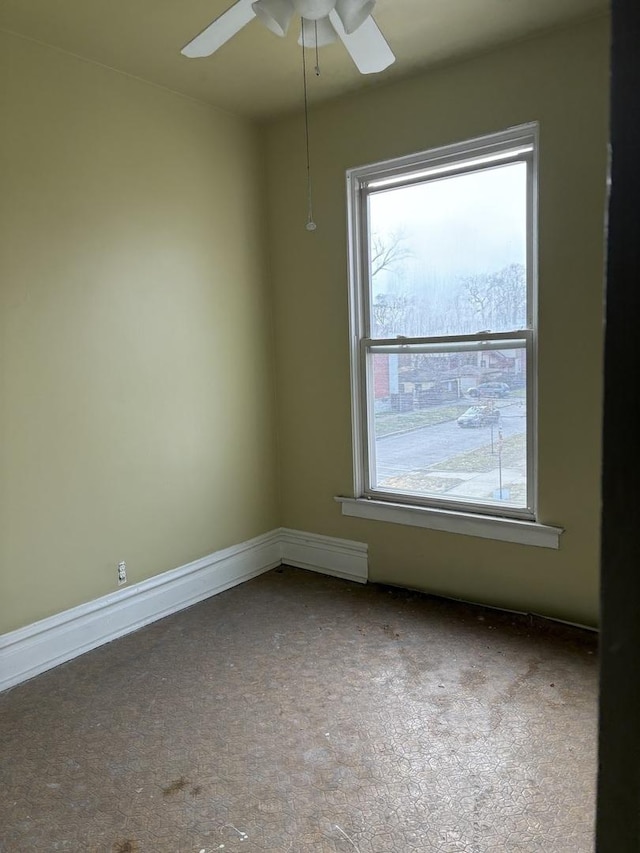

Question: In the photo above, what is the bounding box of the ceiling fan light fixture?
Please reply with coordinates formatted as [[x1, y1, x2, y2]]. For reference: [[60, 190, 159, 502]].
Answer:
[[251, 0, 293, 36], [292, 0, 336, 22], [298, 15, 337, 47], [334, 0, 375, 34]]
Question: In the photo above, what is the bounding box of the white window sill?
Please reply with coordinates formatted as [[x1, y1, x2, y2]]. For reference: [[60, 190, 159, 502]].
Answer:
[[335, 497, 563, 549]]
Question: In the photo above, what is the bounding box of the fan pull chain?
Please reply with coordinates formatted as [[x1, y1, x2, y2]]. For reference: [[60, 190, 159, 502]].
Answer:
[[314, 20, 321, 76], [301, 19, 316, 232]]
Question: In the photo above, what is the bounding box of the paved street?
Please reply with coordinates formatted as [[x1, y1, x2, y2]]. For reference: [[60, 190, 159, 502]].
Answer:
[[374, 400, 526, 482]]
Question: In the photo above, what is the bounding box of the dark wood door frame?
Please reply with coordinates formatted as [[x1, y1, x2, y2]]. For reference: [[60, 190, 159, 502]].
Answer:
[[597, 1, 640, 849]]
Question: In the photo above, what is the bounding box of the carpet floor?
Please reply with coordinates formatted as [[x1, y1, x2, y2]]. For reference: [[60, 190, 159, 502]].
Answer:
[[0, 566, 598, 852]]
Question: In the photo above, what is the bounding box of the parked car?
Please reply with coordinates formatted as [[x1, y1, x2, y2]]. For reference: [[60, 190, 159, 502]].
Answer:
[[467, 381, 510, 398], [457, 406, 501, 428]]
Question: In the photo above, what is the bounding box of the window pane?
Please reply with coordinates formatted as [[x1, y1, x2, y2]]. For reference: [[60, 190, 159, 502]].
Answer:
[[368, 162, 528, 338], [369, 348, 528, 509]]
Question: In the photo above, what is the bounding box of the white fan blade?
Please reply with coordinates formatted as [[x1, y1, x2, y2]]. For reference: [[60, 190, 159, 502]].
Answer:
[[328, 10, 395, 74], [181, 0, 256, 58]]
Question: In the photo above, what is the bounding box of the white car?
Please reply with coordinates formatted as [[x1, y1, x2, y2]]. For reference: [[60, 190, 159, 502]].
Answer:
[[457, 406, 501, 428]]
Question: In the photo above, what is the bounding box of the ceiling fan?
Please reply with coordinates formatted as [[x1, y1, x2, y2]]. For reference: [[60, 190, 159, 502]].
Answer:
[[181, 0, 395, 75]]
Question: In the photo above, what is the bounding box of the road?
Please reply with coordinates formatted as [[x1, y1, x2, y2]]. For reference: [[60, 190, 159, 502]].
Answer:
[[374, 401, 526, 480]]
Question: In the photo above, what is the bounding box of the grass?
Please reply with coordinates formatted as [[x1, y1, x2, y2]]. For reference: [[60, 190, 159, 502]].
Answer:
[[430, 432, 527, 473], [379, 474, 465, 493], [377, 422, 526, 501], [375, 405, 469, 437]]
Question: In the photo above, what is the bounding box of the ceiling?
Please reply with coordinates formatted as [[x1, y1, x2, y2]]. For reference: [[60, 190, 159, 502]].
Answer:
[[0, 0, 608, 119]]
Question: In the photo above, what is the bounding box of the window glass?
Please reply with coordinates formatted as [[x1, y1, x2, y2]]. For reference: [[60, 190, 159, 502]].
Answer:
[[348, 126, 536, 520], [369, 348, 527, 509], [368, 163, 528, 338]]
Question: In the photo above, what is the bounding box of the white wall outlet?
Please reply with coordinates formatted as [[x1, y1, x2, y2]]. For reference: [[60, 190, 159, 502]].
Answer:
[[117, 561, 127, 586]]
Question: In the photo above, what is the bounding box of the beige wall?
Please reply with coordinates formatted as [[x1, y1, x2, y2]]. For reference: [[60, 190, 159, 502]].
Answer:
[[264, 17, 610, 626], [0, 32, 279, 633], [0, 17, 609, 636]]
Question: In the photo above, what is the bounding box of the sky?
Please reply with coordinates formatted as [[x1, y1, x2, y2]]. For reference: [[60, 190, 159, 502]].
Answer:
[[368, 161, 527, 293]]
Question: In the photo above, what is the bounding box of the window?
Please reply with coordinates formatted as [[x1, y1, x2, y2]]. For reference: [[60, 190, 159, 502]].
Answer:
[[341, 125, 560, 547]]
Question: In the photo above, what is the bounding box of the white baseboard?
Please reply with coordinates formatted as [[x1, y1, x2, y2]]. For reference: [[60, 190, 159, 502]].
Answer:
[[0, 528, 368, 693], [280, 527, 368, 584], [0, 530, 281, 694]]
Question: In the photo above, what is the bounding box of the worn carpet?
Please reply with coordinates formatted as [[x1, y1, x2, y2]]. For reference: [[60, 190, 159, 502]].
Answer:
[[0, 566, 598, 852]]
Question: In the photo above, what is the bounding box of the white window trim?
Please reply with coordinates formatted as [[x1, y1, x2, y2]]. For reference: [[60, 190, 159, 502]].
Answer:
[[339, 123, 563, 547], [335, 497, 563, 549]]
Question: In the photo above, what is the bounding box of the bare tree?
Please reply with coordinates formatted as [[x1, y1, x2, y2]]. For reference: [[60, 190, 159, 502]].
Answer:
[[490, 263, 526, 329], [370, 230, 412, 278], [370, 229, 414, 337], [372, 292, 413, 337], [461, 273, 494, 330], [459, 263, 526, 331]]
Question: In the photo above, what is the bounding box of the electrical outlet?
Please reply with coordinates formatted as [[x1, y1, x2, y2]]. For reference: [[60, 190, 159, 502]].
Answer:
[[117, 561, 127, 586]]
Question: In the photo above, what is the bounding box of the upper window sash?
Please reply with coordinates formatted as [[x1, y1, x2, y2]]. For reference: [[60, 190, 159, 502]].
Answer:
[[355, 144, 536, 340]]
